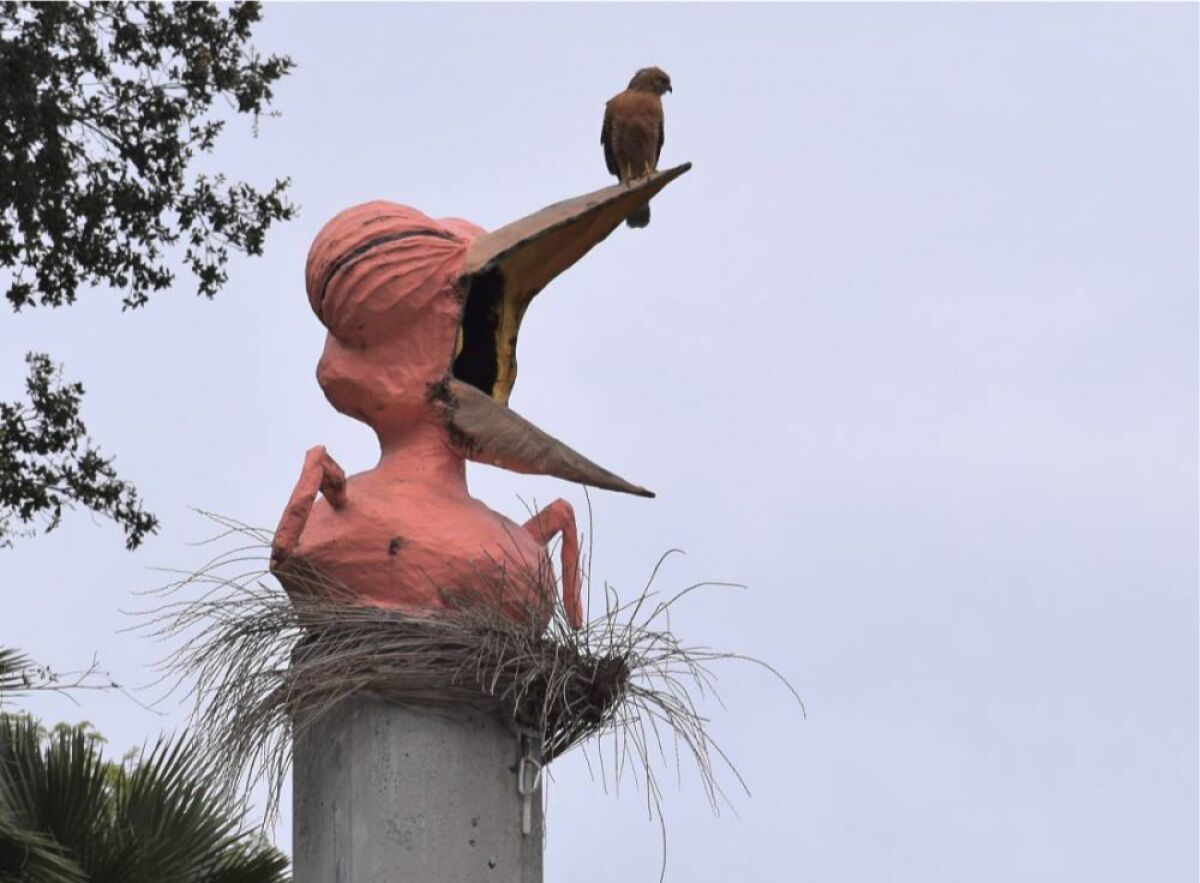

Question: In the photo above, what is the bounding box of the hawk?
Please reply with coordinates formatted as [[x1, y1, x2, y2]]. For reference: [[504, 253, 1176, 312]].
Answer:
[[602, 66, 672, 228]]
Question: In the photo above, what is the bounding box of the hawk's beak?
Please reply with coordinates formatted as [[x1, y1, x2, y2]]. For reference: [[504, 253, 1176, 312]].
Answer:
[[442, 163, 691, 497]]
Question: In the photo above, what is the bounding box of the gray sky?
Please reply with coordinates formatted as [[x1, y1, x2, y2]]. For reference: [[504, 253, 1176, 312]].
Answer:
[[3, 3, 1197, 881]]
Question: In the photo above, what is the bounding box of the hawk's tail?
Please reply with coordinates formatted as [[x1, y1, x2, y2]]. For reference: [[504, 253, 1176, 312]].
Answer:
[[626, 204, 651, 229]]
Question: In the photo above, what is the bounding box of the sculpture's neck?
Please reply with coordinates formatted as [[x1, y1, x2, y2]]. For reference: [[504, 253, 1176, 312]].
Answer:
[[374, 417, 467, 491]]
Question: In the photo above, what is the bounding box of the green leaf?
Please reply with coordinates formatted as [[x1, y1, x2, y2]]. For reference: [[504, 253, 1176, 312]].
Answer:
[[0, 714, 290, 882]]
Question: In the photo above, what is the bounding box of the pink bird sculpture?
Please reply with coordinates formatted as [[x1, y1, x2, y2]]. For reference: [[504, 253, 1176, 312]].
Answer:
[[270, 165, 690, 629]]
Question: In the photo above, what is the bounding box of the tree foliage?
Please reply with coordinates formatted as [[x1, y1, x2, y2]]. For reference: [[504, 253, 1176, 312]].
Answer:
[[0, 0, 295, 309], [0, 714, 290, 882], [1, 353, 156, 549], [0, 1, 295, 548]]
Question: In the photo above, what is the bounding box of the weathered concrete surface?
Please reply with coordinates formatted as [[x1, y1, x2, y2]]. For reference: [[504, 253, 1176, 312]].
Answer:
[[293, 695, 543, 883]]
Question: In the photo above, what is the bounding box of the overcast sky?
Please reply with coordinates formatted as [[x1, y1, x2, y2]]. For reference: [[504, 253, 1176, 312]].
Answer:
[[3, 3, 1197, 881]]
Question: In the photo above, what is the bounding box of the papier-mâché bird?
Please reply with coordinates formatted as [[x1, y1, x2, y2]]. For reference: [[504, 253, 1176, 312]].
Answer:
[[602, 66, 672, 228]]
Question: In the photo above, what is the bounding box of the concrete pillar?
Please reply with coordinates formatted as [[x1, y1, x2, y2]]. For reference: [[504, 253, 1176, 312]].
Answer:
[[293, 694, 543, 883]]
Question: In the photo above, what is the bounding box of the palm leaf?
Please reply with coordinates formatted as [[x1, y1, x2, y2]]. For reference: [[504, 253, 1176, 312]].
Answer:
[[0, 650, 35, 697], [0, 812, 88, 883], [0, 715, 289, 882], [0, 716, 90, 882]]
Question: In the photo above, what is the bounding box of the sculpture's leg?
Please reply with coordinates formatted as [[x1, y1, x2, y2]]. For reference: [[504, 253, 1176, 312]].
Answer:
[[522, 499, 581, 629], [271, 445, 347, 567]]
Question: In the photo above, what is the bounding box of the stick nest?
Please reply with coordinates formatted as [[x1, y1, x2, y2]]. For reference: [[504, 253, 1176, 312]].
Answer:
[[139, 512, 799, 827]]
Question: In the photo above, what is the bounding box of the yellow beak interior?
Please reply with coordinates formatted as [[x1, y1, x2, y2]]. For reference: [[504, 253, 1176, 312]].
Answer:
[[451, 163, 692, 405]]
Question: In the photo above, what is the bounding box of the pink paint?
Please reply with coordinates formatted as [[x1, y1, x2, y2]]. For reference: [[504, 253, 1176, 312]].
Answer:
[[271, 169, 690, 629]]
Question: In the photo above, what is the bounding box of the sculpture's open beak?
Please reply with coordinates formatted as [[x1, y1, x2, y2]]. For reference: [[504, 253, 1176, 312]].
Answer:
[[437, 163, 691, 498]]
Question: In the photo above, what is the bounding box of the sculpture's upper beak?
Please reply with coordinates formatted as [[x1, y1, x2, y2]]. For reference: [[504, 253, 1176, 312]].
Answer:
[[436, 163, 691, 498]]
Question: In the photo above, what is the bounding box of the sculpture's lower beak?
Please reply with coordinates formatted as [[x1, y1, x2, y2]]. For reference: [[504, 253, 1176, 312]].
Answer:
[[433, 378, 653, 497], [440, 164, 691, 496]]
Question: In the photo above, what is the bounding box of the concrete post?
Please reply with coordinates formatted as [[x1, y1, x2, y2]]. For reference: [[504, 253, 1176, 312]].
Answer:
[[293, 694, 543, 883]]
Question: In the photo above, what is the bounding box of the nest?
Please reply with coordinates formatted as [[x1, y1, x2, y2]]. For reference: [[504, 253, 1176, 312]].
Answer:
[[138, 511, 800, 830]]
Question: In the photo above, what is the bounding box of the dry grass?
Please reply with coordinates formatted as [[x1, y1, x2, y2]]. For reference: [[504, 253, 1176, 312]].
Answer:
[[136, 510, 801, 839]]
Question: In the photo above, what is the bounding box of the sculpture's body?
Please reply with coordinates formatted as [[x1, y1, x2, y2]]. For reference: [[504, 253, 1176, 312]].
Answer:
[[271, 205, 575, 625], [271, 168, 690, 629], [279, 439, 576, 625]]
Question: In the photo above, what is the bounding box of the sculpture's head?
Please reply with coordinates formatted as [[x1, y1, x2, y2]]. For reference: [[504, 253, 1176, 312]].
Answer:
[[306, 203, 481, 429], [304, 165, 691, 497]]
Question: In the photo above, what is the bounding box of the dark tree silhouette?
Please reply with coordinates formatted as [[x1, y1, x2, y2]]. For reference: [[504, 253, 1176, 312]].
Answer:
[[0, 1, 295, 547], [1, 353, 156, 549], [0, 714, 291, 882]]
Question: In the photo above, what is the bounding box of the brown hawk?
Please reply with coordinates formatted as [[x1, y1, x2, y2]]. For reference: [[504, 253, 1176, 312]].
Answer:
[[602, 66, 672, 228]]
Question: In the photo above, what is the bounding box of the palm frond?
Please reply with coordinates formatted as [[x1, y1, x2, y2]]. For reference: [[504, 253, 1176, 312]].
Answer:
[[0, 649, 35, 696], [0, 715, 91, 883], [0, 714, 289, 883], [0, 807, 88, 883]]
